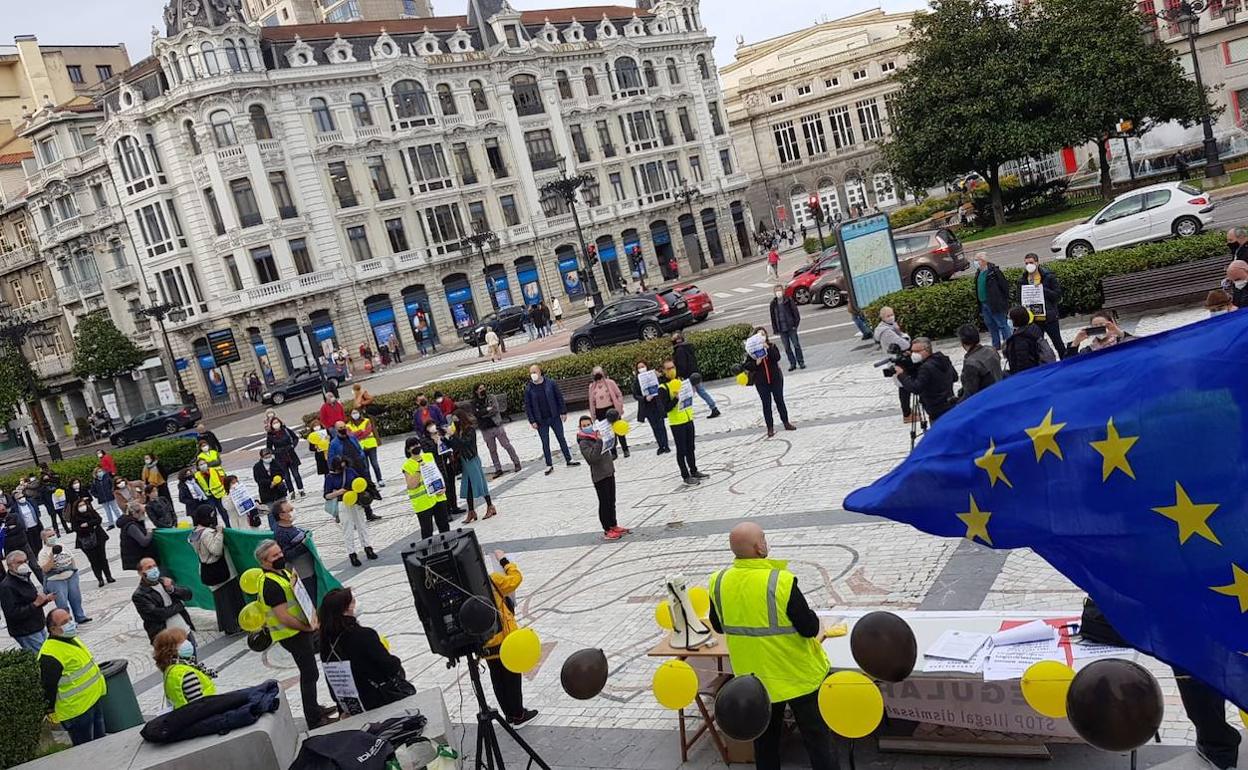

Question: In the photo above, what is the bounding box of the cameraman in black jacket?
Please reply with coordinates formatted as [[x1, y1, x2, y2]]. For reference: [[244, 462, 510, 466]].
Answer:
[[895, 337, 958, 422]]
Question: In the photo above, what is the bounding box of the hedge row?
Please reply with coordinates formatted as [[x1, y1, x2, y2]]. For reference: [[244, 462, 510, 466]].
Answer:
[[308, 324, 755, 438], [0, 437, 199, 493], [863, 231, 1226, 339], [0, 650, 44, 766]]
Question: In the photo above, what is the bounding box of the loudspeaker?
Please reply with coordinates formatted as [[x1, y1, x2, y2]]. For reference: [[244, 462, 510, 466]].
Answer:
[[402, 528, 498, 659]]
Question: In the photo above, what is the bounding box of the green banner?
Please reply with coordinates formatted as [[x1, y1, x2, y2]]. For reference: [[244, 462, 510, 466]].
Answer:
[[152, 528, 342, 611]]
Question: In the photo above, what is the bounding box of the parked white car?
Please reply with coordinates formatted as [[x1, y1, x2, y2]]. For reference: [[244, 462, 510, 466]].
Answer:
[[1049, 181, 1215, 259]]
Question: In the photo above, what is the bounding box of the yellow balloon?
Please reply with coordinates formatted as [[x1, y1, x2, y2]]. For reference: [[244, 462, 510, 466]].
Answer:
[[1021, 660, 1075, 718], [655, 601, 674, 631], [1240, 709, 1248, 730], [272, 475, 283, 486], [238, 601, 266, 632], [239, 567, 264, 595], [818, 671, 884, 738], [351, 477, 368, 493], [54, 488, 64, 496], [689, 586, 711, 619], [380, 634, 391, 652], [500, 628, 542, 674], [612, 420, 630, 437], [342, 490, 358, 506], [176, 521, 191, 529], [736, 372, 750, 387], [652, 660, 698, 710]]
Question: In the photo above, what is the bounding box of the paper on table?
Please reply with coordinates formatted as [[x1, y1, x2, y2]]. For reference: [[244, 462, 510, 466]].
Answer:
[[925, 629, 991, 662], [924, 642, 991, 674], [982, 638, 1064, 681], [1070, 640, 1129, 661], [990, 619, 1057, 647]]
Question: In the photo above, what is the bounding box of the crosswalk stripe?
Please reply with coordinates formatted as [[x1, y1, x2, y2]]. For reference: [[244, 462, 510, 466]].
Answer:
[[732, 287, 752, 294], [751, 282, 775, 288], [712, 292, 734, 299]]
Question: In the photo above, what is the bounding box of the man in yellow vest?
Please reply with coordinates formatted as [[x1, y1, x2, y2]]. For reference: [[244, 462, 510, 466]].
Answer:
[[39, 608, 107, 746], [659, 359, 708, 486], [254, 539, 334, 728], [196, 436, 222, 470], [401, 436, 450, 539], [347, 408, 385, 487], [194, 461, 229, 527], [708, 522, 835, 769]]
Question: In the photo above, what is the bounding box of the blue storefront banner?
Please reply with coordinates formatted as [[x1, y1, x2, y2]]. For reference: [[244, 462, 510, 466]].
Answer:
[[517, 266, 542, 305], [623, 234, 644, 277], [313, 324, 336, 344], [446, 286, 474, 329], [598, 241, 618, 264], [198, 354, 228, 398], [253, 342, 277, 386], [559, 255, 585, 298], [488, 274, 513, 309], [368, 307, 398, 348]]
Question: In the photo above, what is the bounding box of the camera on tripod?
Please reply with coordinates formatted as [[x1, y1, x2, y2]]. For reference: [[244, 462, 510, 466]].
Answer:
[[873, 342, 912, 378]]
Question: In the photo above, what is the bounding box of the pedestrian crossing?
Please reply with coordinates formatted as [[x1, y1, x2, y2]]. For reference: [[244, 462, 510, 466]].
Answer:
[[713, 282, 782, 299]]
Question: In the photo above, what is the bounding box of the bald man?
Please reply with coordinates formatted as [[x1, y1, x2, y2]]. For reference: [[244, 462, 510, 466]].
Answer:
[[1228, 227, 1248, 262], [709, 523, 836, 769], [1225, 259, 1248, 309]]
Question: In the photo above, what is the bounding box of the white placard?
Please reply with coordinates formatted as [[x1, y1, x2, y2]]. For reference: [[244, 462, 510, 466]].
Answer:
[[155, 379, 178, 406], [638, 369, 660, 398], [677, 379, 694, 410], [744, 333, 767, 360], [322, 660, 365, 716], [229, 485, 258, 517], [420, 458, 445, 495], [594, 419, 616, 453], [1020, 283, 1046, 318], [293, 575, 317, 623]]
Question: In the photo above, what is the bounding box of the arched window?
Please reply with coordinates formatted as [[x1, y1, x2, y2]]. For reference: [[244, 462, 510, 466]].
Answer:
[[185, 45, 200, 78], [436, 83, 457, 115], [697, 54, 710, 80], [666, 57, 680, 86], [223, 40, 241, 72], [239, 39, 253, 70], [310, 97, 335, 132], [210, 110, 237, 147], [469, 80, 488, 111], [393, 80, 431, 119], [169, 53, 184, 84], [113, 136, 150, 183], [350, 93, 373, 127], [582, 67, 599, 97], [510, 74, 543, 116], [201, 42, 219, 75], [555, 70, 573, 100], [614, 57, 642, 92], [184, 120, 200, 155], [642, 60, 658, 89], [249, 105, 272, 140]]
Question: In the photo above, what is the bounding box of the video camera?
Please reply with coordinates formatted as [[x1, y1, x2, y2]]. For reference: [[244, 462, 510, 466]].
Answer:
[[873, 342, 912, 378]]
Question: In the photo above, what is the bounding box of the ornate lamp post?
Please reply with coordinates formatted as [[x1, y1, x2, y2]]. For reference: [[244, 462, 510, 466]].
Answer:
[[133, 289, 193, 405], [464, 225, 504, 356], [540, 156, 604, 312], [0, 305, 61, 462], [673, 182, 707, 272]]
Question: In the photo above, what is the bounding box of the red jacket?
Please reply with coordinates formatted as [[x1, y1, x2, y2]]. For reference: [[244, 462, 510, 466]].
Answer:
[[319, 400, 347, 428], [437, 396, 456, 416]]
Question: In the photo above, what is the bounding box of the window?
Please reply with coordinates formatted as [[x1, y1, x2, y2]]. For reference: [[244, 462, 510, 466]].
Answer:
[[570, 124, 591, 162], [325, 0, 361, 21], [437, 84, 457, 115], [677, 107, 695, 142], [666, 160, 682, 188], [90, 183, 107, 208], [145, 133, 165, 177], [224, 41, 242, 72], [697, 54, 710, 80], [511, 74, 543, 116], [407, 143, 452, 191], [452, 143, 477, 185], [289, 238, 314, 274], [622, 110, 657, 149], [773, 121, 800, 164], [581, 177, 601, 207], [385, 218, 409, 253], [184, 120, 201, 155], [656, 111, 673, 145], [825, 77, 839, 88], [556, 70, 573, 100], [250, 245, 280, 284], [32, 272, 48, 300], [54, 195, 78, 221], [249, 105, 272, 140], [328, 161, 358, 207], [366, 156, 395, 200], [689, 155, 703, 183], [666, 58, 681, 86], [499, 194, 520, 226], [852, 68, 867, 81], [9, 281, 24, 307], [13, 220, 30, 249], [311, 98, 335, 133], [393, 80, 433, 125], [525, 129, 557, 170], [1100, 195, 1145, 222], [41, 207, 53, 230], [709, 101, 724, 136], [70, 126, 96, 153], [269, 171, 297, 217], [203, 188, 225, 235], [635, 160, 669, 203], [223, 255, 244, 291], [484, 138, 508, 178], [719, 149, 733, 176], [470, 80, 488, 111], [582, 67, 599, 97], [797, 84, 812, 96], [769, 92, 785, 105], [503, 25, 521, 48], [1228, 37, 1248, 64], [596, 120, 616, 157], [1143, 189, 1171, 210], [881, 61, 896, 73], [68, 65, 84, 84], [467, 200, 488, 231], [614, 57, 643, 92], [642, 60, 659, 89], [350, 93, 373, 127], [96, 64, 113, 81], [420, 204, 465, 251], [201, 43, 219, 75], [229, 178, 262, 227], [135, 202, 175, 256], [346, 225, 373, 261], [609, 172, 625, 202], [36, 137, 59, 166], [856, 98, 884, 142], [883, 91, 900, 130], [829, 105, 856, 149], [801, 114, 828, 155]]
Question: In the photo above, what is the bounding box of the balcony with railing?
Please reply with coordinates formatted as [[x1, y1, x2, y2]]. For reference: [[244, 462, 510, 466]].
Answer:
[[215, 145, 246, 164], [33, 356, 71, 380], [38, 217, 85, 248], [25, 155, 83, 192], [56, 284, 81, 306], [22, 296, 60, 320], [217, 267, 341, 312], [352, 256, 394, 280], [106, 265, 137, 290], [0, 246, 40, 274]]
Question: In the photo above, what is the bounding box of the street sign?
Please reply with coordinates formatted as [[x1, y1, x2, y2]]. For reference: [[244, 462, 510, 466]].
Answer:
[[206, 328, 242, 367], [835, 213, 904, 311]]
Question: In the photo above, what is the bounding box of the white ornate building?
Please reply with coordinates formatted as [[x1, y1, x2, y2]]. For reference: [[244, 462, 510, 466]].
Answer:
[[86, 0, 749, 404]]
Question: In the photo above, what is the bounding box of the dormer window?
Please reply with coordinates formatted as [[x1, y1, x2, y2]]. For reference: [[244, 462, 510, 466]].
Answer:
[[504, 26, 521, 48]]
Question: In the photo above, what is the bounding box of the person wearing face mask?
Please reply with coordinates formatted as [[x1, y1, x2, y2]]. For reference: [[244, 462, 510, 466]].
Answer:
[[402, 436, 451, 540], [630, 360, 670, 455], [587, 366, 630, 458], [445, 408, 497, 524], [873, 306, 916, 424], [769, 285, 806, 371], [0, 551, 55, 651], [1003, 306, 1055, 374], [347, 408, 385, 486], [195, 422, 222, 454], [1223, 259, 1248, 309], [40, 608, 107, 745], [190, 505, 241, 633], [434, 390, 457, 417], [1206, 288, 1238, 317], [154, 627, 217, 709], [38, 529, 90, 625], [177, 467, 207, 518], [11, 486, 45, 562], [139, 453, 170, 505], [118, 502, 157, 571], [472, 383, 521, 480], [68, 496, 112, 587], [894, 337, 958, 423], [410, 392, 447, 432], [95, 448, 117, 476], [741, 328, 797, 437], [324, 456, 378, 567], [659, 359, 707, 485], [195, 438, 222, 471], [672, 333, 721, 418], [265, 418, 305, 498], [328, 420, 381, 521], [577, 415, 630, 540], [317, 587, 412, 714], [1067, 311, 1132, 355], [272, 500, 318, 602], [254, 448, 289, 527], [89, 465, 121, 529], [318, 392, 348, 432], [1019, 253, 1066, 359], [3, 500, 44, 584], [132, 556, 196, 647], [1229, 227, 1248, 262], [423, 420, 464, 519], [958, 324, 1004, 401], [194, 459, 230, 527], [524, 364, 581, 475], [708, 522, 836, 770]]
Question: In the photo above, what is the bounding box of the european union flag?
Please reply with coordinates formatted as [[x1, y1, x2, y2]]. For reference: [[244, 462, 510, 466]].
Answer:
[[845, 309, 1248, 707]]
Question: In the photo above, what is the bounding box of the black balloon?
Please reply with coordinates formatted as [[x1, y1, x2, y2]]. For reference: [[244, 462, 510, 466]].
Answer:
[[560, 648, 609, 700], [247, 631, 272, 653], [458, 596, 497, 636], [1066, 659, 1163, 752], [715, 674, 772, 742], [850, 611, 917, 683], [690, 372, 703, 386], [605, 408, 620, 422]]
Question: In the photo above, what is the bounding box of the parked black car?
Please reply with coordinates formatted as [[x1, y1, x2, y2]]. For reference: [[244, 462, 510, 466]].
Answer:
[[261, 368, 341, 405], [570, 289, 693, 353], [460, 305, 530, 346], [110, 404, 203, 447]]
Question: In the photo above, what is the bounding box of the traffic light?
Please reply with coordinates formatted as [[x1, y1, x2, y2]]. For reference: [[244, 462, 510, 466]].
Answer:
[[808, 194, 824, 224], [586, 244, 598, 264]]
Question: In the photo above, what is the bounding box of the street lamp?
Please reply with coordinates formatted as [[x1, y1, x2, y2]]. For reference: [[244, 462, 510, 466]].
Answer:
[[134, 289, 193, 405], [0, 305, 61, 463], [539, 156, 604, 313], [673, 182, 708, 272], [464, 225, 504, 356], [1149, 0, 1227, 180]]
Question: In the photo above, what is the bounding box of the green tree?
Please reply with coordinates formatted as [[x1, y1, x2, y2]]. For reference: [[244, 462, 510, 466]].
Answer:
[[71, 311, 145, 380], [0, 341, 39, 423], [882, 0, 1068, 226], [1037, 0, 1207, 198]]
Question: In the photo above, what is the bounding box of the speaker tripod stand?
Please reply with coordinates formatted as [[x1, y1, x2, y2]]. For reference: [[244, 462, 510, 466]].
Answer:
[[463, 652, 551, 770]]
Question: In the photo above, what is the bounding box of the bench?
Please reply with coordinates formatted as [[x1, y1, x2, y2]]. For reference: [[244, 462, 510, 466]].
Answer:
[[1101, 254, 1226, 314], [555, 374, 594, 411]]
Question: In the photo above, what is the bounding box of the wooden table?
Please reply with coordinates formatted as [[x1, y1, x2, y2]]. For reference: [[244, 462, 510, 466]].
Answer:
[[647, 632, 744, 764]]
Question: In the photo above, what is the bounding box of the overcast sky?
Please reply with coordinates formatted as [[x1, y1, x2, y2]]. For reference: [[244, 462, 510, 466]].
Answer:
[[7, 0, 927, 69]]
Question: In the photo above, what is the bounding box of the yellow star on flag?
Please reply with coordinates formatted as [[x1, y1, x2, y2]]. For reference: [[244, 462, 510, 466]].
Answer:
[[1152, 482, 1222, 546], [974, 440, 1012, 488], [1089, 417, 1139, 481], [1211, 564, 1248, 612], [1025, 408, 1066, 462], [957, 495, 993, 546]]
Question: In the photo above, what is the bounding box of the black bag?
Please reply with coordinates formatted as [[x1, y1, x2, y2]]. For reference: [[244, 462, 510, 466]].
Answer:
[[290, 731, 394, 770], [371, 674, 416, 706], [141, 681, 280, 743], [365, 712, 427, 748], [1079, 597, 1131, 647], [79, 531, 98, 551], [199, 556, 230, 587]]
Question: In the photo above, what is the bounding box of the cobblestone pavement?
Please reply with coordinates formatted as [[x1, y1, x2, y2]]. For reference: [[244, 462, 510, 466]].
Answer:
[[21, 303, 1242, 768]]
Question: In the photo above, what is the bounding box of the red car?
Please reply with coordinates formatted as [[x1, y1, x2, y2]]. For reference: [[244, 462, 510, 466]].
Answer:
[[673, 283, 714, 322], [785, 250, 840, 304]]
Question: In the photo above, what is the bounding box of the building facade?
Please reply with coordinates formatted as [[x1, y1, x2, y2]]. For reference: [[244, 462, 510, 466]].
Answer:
[[0, 37, 131, 145], [85, 0, 748, 405], [243, 0, 434, 27]]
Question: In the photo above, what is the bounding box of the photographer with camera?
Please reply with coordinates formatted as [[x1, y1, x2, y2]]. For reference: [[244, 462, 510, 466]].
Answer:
[[894, 337, 959, 423], [873, 307, 915, 424]]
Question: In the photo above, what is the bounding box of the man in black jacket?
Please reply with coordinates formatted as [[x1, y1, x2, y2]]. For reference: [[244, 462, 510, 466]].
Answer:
[[671, 333, 721, 418], [1020, 253, 1066, 358], [0, 551, 53, 651], [769, 286, 806, 371], [254, 448, 289, 529], [896, 337, 958, 422], [958, 325, 1003, 400], [973, 252, 1012, 350], [1223, 259, 1248, 309], [3, 501, 43, 582], [1003, 306, 1052, 374], [132, 556, 196, 647]]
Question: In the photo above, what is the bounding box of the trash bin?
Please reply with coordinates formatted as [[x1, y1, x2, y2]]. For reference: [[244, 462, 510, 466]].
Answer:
[[98, 659, 144, 733]]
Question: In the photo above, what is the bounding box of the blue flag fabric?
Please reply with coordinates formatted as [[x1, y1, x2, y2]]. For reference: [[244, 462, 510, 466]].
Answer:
[[845, 310, 1248, 708]]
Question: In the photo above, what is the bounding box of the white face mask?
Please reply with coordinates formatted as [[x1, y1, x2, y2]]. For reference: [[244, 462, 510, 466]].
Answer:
[[637, 366, 647, 373], [910, 352, 924, 364], [15, 564, 30, 576], [1025, 263, 1038, 274], [881, 316, 895, 325], [1211, 309, 1231, 317], [530, 373, 541, 383], [1235, 280, 1248, 290]]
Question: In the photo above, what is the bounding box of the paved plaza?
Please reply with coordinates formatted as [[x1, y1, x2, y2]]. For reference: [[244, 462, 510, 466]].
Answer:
[[33, 303, 1244, 769]]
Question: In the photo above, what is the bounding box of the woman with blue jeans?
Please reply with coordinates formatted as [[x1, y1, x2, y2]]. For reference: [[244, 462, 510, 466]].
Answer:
[[89, 468, 121, 528], [37, 530, 90, 624]]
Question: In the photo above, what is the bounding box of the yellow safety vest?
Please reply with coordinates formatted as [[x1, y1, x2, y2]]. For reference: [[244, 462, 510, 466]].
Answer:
[[402, 454, 446, 514], [347, 418, 379, 450], [708, 559, 830, 703], [164, 661, 216, 709], [664, 378, 693, 426], [39, 636, 106, 722], [259, 570, 306, 643], [195, 468, 226, 500], [197, 449, 222, 468]]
